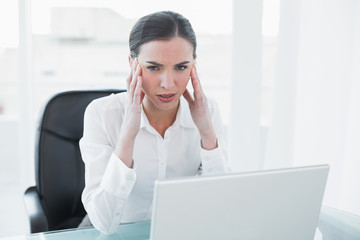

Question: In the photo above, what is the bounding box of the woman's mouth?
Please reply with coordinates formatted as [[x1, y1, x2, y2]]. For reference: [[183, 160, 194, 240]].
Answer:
[[157, 93, 176, 103]]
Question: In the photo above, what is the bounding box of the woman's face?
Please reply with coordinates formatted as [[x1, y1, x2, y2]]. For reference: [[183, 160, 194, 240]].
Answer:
[[136, 37, 195, 112]]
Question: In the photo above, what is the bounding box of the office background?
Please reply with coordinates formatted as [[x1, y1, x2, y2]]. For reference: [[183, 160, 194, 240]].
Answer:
[[0, 0, 359, 237]]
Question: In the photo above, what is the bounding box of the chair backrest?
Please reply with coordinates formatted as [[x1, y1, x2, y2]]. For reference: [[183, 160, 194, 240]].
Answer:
[[35, 89, 125, 230]]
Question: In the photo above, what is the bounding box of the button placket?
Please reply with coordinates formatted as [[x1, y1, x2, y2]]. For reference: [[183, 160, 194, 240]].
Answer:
[[162, 130, 172, 178], [157, 136, 167, 180]]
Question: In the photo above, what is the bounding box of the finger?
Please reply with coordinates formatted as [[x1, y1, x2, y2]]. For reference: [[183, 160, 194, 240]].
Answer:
[[190, 67, 203, 101], [190, 67, 200, 87], [126, 73, 132, 91], [130, 63, 141, 88], [126, 69, 133, 91], [140, 90, 145, 103], [128, 58, 138, 90], [134, 76, 143, 105], [132, 58, 138, 72], [182, 88, 194, 103], [129, 64, 141, 103], [132, 59, 140, 81]]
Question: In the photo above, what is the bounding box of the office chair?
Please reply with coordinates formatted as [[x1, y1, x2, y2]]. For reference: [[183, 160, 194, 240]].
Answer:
[[23, 89, 126, 233]]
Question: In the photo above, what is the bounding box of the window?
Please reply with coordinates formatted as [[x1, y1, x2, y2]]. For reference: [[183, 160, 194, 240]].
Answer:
[[0, 0, 19, 116], [29, 0, 233, 123]]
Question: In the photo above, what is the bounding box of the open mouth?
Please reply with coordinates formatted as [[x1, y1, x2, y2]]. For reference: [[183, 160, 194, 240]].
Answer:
[[157, 93, 176, 102]]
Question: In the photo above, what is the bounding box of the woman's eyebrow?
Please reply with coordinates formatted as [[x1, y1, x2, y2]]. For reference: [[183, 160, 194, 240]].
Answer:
[[145, 60, 191, 66], [145, 61, 163, 66], [175, 61, 190, 65]]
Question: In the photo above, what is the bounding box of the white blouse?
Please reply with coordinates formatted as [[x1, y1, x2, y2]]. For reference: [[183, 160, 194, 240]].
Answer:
[[80, 92, 229, 234]]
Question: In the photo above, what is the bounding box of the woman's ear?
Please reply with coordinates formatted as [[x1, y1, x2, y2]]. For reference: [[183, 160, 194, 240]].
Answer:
[[128, 55, 133, 67]]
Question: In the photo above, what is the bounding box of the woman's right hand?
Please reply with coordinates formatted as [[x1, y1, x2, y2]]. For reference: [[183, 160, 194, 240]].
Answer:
[[115, 58, 145, 168]]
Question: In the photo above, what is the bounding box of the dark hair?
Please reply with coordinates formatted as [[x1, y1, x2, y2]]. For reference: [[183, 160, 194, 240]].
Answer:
[[129, 11, 197, 59]]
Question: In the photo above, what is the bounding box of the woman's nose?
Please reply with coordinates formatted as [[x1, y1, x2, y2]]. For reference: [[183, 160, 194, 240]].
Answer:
[[160, 71, 175, 90]]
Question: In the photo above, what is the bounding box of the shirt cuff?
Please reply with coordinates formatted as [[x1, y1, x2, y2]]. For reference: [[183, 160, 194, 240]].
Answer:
[[100, 152, 136, 198], [200, 146, 227, 175]]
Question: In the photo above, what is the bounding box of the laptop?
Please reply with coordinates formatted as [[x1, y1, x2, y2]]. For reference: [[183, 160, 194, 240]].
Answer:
[[149, 164, 329, 240]]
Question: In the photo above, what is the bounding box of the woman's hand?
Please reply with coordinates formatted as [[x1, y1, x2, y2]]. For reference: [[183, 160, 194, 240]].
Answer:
[[123, 58, 145, 139], [183, 66, 217, 150], [115, 58, 145, 168]]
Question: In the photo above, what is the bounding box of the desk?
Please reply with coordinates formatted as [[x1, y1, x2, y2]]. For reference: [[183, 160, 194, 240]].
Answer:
[[0, 221, 151, 240], [1, 206, 359, 240], [319, 206, 360, 240]]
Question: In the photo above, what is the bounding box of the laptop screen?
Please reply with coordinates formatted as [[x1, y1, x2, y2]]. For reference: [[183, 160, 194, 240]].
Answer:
[[150, 164, 329, 240]]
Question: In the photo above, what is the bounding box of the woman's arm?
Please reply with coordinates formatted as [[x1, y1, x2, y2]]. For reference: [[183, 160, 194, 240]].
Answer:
[[115, 58, 144, 168], [80, 59, 144, 235], [80, 101, 136, 234], [199, 98, 231, 175], [183, 66, 231, 175], [183, 67, 217, 150]]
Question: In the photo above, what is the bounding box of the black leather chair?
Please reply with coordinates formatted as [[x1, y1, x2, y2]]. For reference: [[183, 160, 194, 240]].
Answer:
[[24, 89, 126, 233]]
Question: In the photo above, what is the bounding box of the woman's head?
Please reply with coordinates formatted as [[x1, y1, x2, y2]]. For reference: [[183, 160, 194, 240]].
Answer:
[[129, 11, 197, 59]]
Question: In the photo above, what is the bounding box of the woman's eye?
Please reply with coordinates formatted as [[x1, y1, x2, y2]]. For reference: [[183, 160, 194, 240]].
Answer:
[[175, 65, 188, 71], [147, 66, 159, 71]]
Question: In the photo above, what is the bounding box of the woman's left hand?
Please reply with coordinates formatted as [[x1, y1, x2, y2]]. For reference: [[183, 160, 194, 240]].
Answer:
[[183, 66, 218, 150]]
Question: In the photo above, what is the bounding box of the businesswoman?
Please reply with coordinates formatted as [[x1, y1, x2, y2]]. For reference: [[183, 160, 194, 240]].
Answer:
[[80, 11, 229, 234]]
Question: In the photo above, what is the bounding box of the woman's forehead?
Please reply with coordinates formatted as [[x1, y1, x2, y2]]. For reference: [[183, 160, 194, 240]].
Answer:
[[138, 37, 194, 62]]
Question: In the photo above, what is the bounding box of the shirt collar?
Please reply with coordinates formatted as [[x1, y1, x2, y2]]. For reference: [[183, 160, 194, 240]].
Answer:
[[140, 97, 195, 130]]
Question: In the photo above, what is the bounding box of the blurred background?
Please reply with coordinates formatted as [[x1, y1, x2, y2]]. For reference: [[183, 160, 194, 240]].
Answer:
[[0, 0, 359, 237]]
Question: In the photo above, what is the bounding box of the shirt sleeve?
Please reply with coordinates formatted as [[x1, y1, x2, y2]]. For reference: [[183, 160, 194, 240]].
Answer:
[[200, 99, 231, 175], [79, 100, 136, 235]]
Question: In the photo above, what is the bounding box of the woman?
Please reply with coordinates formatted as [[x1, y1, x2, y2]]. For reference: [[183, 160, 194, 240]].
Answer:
[[80, 11, 230, 234]]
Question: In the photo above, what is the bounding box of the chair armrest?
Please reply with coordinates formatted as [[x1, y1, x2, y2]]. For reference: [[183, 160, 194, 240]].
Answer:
[[23, 186, 49, 233]]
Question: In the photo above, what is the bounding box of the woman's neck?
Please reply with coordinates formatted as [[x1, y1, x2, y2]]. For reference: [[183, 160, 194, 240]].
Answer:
[[142, 97, 179, 138]]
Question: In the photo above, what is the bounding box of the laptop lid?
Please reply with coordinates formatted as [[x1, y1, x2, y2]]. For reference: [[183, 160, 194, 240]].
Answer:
[[150, 164, 329, 240]]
